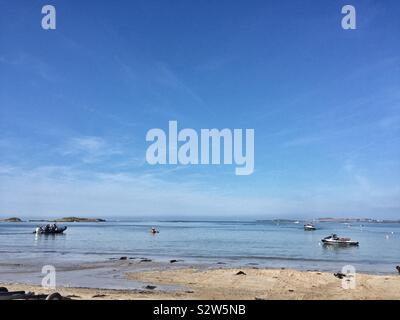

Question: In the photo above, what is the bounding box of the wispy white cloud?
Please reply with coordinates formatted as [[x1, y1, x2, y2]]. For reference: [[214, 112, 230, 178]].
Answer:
[[66, 136, 107, 152], [0, 53, 56, 81], [0, 163, 399, 218], [60, 136, 123, 163], [82, 105, 137, 128], [153, 63, 205, 106], [341, 158, 400, 213], [282, 135, 322, 147]]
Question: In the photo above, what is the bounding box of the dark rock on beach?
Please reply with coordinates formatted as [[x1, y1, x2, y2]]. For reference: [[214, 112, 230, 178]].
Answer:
[[334, 272, 346, 279], [144, 285, 157, 290], [236, 271, 246, 275], [169, 259, 183, 263]]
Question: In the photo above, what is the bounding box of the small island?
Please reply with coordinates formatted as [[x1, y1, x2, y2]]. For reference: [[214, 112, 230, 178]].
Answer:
[[0, 217, 23, 222], [317, 217, 400, 223], [53, 217, 106, 223]]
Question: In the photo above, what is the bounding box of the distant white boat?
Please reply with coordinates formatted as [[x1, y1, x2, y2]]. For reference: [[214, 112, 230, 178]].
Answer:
[[304, 223, 316, 231], [294, 221, 300, 224]]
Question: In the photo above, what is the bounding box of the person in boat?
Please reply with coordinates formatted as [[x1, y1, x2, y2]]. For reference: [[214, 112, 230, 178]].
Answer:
[[150, 227, 159, 234], [40, 224, 56, 233]]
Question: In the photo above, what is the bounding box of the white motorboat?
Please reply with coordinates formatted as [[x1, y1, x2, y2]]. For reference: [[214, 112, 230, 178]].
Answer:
[[321, 234, 359, 246], [304, 223, 316, 231]]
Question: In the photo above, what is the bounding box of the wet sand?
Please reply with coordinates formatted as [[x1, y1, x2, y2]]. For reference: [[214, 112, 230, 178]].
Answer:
[[126, 267, 400, 300], [1, 263, 399, 300]]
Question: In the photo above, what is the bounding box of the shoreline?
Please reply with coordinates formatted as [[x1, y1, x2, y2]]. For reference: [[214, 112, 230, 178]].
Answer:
[[1, 261, 399, 300], [0, 255, 397, 277]]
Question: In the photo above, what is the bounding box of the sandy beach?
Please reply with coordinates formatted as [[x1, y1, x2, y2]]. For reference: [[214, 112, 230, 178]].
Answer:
[[2, 266, 399, 300]]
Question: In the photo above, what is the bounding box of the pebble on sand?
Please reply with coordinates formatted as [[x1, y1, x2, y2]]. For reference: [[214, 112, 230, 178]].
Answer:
[[144, 285, 157, 290]]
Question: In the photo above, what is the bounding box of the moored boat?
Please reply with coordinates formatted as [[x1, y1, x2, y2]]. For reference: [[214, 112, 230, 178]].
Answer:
[[321, 234, 359, 246], [34, 224, 67, 234], [304, 223, 316, 231]]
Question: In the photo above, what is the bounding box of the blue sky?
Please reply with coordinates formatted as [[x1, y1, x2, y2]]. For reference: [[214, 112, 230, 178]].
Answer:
[[0, 0, 399, 218]]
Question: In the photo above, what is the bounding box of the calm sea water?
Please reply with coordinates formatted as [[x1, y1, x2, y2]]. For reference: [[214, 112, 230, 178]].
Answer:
[[0, 220, 399, 274]]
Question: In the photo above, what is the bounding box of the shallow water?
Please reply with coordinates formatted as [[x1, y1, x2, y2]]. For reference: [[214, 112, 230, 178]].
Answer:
[[0, 220, 399, 274]]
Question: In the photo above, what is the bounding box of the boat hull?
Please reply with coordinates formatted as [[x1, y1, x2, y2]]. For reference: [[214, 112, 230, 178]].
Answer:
[[35, 227, 67, 234], [321, 239, 359, 246]]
